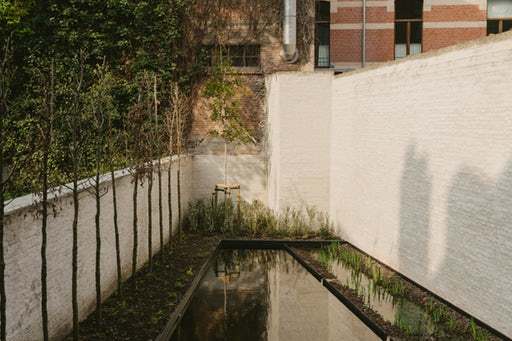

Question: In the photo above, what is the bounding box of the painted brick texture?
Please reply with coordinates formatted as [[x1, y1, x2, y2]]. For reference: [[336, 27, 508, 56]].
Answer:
[[266, 71, 332, 213], [423, 27, 487, 51], [4, 157, 193, 340], [330, 1, 488, 67], [328, 33, 512, 338], [3, 153, 267, 340], [423, 4, 486, 21], [267, 32, 512, 338]]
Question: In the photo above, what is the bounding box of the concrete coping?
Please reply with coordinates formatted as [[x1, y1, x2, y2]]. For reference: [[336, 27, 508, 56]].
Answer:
[[4, 155, 189, 217]]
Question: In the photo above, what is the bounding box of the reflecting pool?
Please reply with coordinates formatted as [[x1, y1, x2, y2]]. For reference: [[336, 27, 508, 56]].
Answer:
[[170, 249, 379, 341]]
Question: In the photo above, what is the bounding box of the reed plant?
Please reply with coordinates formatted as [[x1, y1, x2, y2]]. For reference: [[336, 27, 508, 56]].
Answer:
[[183, 199, 335, 239]]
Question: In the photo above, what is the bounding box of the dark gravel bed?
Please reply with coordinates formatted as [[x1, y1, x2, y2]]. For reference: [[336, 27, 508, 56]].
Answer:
[[67, 234, 220, 340]]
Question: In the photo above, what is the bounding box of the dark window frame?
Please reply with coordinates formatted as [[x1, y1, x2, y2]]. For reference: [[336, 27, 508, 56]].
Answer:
[[487, 18, 512, 35], [394, 0, 424, 60], [315, 0, 331, 68], [205, 44, 261, 68]]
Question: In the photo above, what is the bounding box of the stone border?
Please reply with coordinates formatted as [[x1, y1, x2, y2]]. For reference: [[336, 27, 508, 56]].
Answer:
[[4, 155, 189, 217]]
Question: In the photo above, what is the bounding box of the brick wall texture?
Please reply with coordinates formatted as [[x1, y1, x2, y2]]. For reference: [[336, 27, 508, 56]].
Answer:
[[191, 0, 500, 149], [267, 32, 512, 338], [4, 157, 193, 340], [330, 0, 490, 68], [4, 153, 268, 340]]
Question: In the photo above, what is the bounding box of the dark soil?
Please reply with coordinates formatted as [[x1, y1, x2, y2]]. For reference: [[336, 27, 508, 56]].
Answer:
[[67, 234, 220, 341]]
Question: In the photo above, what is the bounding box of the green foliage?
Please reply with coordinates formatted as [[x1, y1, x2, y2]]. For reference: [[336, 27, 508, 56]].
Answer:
[[0, 0, 193, 198], [322, 243, 408, 299], [321, 244, 496, 340], [203, 52, 253, 144], [0, 0, 32, 37], [86, 62, 118, 174], [469, 319, 489, 341], [183, 198, 336, 239]]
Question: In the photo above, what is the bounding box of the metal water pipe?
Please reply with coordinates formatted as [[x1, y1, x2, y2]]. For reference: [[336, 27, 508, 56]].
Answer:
[[283, 0, 299, 63], [362, 0, 367, 68]]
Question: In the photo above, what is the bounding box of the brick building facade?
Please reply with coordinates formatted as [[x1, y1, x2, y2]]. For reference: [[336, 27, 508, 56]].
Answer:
[[188, 1, 315, 151], [190, 0, 512, 150], [328, 0, 512, 71]]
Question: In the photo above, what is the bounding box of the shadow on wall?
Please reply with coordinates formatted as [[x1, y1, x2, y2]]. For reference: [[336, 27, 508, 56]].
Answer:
[[436, 160, 512, 320], [398, 144, 433, 278], [398, 143, 512, 335]]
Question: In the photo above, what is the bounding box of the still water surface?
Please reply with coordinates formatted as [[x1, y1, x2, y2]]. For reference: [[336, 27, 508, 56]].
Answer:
[[311, 248, 440, 338], [170, 249, 379, 341]]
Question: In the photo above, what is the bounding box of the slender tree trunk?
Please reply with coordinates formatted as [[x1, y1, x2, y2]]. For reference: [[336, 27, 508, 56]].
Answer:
[[71, 53, 83, 341], [72, 179, 79, 341], [0, 114, 6, 341], [94, 170, 101, 321], [224, 141, 228, 186], [41, 144, 49, 341], [40, 61, 54, 341], [176, 105, 182, 242], [177, 157, 181, 242], [147, 168, 153, 272], [153, 76, 163, 254], [157, 159, 163, 253], [132, 172, 138, 278], [0, 186, 4, 341], [111, 170, 121, 294], [167, 160, 172, 246]]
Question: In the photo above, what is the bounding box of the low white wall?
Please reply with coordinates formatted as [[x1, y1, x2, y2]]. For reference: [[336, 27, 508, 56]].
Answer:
[[4, 156, 192, 340], [267, 32, 512, 337], [191, 154, 267, 204]]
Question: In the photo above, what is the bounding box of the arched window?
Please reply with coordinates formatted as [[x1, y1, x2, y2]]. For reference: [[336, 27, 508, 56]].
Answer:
[[488, 0, 512, 34], [395, 0, 423, 59], [315, 1, 331, 68]]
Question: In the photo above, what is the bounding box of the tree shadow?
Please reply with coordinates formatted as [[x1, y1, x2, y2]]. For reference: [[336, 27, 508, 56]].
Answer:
[[398, 144, 433, 278], [435, 159, 512, 335]]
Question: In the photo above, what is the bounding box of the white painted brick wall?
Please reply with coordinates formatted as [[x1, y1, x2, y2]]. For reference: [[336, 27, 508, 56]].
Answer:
[[6, 31, 512, 340], [191, 154, 267, 204], [266, 71, 332, 213], [330, 33, 512, 338], [268, 32, 512, 337], [4, 156, 192, 340]]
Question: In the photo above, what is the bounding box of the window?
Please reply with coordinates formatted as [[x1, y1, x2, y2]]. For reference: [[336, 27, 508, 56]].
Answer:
[[205, 45, 261, 68], [315, 1, 331, 68], [487, 0, 512, 35], [395, 0, 423, 59]]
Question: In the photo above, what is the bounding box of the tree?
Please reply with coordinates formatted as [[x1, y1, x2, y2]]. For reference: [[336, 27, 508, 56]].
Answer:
[[0, 33, 13, 341], [153, 76, 165, 256], [0, 3, 32, 338], [0, 32, 33, 341], [125, 83, 148, 278], [55, 51, 90, 341], [31, 58, 58, 341], [169, 82, 188, 242], [137, 71, 158, 272], [106, 79, 124, 296], [131, 71, 169, 271], [85, 61, 117, 321], [203, 53, 254, 187], [165, 87, 176, 245]]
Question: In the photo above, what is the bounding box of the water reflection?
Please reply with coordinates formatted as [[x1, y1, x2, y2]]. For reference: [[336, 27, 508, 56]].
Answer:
[[171, 250, 379, 341], [313, 248, 439, 337]]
